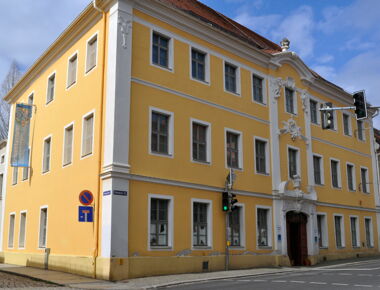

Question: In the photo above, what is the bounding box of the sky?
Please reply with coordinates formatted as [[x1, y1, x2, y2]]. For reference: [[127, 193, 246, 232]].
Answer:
[[1, 0, 379, 127]]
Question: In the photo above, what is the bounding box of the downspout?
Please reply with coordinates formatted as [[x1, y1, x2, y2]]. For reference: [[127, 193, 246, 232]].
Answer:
[[93, 0, 107, 279]]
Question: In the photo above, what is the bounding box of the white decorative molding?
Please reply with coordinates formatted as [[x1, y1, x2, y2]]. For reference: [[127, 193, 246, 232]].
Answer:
[[118, 16, 132, 49], [279, 118, 308, 143], [269, 77, 283, 100], [301, 90, 310, 113], [284, 77, 295, 90]]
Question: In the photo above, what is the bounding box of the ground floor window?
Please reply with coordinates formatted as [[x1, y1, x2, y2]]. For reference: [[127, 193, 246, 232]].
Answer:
[[229, 208, 241, 246], [150, 198, 169, 247], [193, 202, 208, 247]]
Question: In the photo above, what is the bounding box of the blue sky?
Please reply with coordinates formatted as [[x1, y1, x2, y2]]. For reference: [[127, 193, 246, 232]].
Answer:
[[1, 0, 379, 126]]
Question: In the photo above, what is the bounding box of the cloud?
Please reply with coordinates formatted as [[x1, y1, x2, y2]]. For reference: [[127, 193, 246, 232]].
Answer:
[[311, 65, 336, 81], [234, 13, 281, 36], [316, 54, 334, 64]]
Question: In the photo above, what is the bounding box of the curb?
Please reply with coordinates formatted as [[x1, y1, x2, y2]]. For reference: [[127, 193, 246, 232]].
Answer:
[[0, 267, 63, 287]]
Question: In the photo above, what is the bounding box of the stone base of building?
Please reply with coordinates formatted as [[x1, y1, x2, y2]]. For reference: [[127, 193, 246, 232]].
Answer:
[[1, 251, 379, 281]]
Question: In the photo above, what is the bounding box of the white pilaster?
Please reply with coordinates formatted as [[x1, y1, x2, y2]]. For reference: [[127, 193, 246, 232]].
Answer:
[[101, 0, 134, 258]]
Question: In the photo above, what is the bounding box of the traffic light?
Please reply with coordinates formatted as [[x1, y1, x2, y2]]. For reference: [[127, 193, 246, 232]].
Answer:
[[222, 191, 229, 212], [322, 102, 334, 130], [353, 91, 367, 120], [230, 193, 238, 211]]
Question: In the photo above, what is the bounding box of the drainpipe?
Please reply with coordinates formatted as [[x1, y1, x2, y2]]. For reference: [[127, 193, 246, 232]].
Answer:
[[92, 0, 107, 279]]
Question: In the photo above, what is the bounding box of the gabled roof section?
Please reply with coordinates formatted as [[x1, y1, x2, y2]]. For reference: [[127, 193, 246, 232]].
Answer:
[[156, 0, 282, 53]]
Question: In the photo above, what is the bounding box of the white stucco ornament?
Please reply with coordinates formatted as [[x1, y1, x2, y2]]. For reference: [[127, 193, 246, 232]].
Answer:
[[301, 90, 310, 113], [279, 118, 308, 143], [118, 16, 132, 49], [270, 77, 283, 100]]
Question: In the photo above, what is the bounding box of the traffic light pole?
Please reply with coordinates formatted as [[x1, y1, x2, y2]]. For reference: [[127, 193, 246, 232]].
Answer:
[[225, 212, 230, 271], [319, 106, 355, 111]]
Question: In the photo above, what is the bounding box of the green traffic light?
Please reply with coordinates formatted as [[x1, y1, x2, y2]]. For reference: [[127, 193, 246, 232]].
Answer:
[[223, 206, 228, 211]]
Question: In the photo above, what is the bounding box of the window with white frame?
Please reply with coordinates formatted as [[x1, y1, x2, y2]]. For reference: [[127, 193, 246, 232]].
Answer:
[[46, 73, 55, 104], [82, 113, 94, 157], [152, 32, 170, 68], [67, 53, 78, 88], [149, 197, 172, 247], [192, 122, 208, 163], [43, 137, 51, 173], [224, 62, 238, 94], [22, 148, 30, 180], [285, 87, 295, 114], [347, 163, 356, 191], [255, 138, 268, 174], [229, 207, 242, 247], [191, 48, 206, 82], [192, 202, 210, 247], [288, 147, 299, 179], [334, 215, 345, 248], [39, 208, 48, 248], [86, 34, 98, 73], [257, 207, 271, 247], [357, 120, 365, 141], [19, 212, 27, 248], [343, 113, 352, 136], [226, 130, 241, 169], [331, 159, 341, 188], [151, 110, 172, 156], [63, 124, 74, 165], [361, 167, 369, 193], [313, 155, 323, 185], [350, 216, 359, 248], [365, 217, 373, 247], [252, 74, 264, 103], [317, 214, 328, 248], [8, 213, 15, 248], [12, 167, 18, 185], [310, 99, 318, 124]]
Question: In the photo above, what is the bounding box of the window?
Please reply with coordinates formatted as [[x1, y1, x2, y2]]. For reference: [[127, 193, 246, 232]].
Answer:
[[86, 34, 97, 73], [150, 198, 169, 247], [343, 113, 351, 136], [151, 112, 170, 155], [350, 216, 359, 248], [63, 124, 74, 165], [255, 139, 268, 174], [285, 88, 295, 114], [39, 208, 48, 248], [191, 49, 206, 82], [12, 167, 18, 185], [67, 53, 78, 88], [252, 75, 263, 103], [365, 218, 373, 247], [334, 215, 344, 248], [257, 208, 271, 247], [313, 155, 323, 185], [229, 208, 241, 246], [152, 32, 170, 68], [43, 137, 51, 173], [224, 62, 238, 94], [192, 122, 208, 162], [22, 148, 30, 180], [226, 131, 241, 169], [288, 147, 298, 179], [82, 113, 94, 157], [317, 214, 328, 248], [347, 164, 355, 191], [310, 100, 318, 124], [8, 213, 15, 248], [19, 212, 27, 248], [193, 202, 209, 247], [331, 159, 340, 188], [361, 167, 369, 193], [357, 120, 364, 141], [46, 73, 55, 104]]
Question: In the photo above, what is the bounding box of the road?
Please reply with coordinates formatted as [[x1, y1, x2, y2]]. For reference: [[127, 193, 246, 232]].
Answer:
[[160, 258, 380, 289]]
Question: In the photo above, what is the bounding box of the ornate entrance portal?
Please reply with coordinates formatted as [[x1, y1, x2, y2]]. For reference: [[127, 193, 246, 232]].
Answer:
[[286, 211, 308, 266]]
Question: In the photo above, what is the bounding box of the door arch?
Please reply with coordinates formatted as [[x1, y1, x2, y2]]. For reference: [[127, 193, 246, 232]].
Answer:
[[286, 211, 308, 266]]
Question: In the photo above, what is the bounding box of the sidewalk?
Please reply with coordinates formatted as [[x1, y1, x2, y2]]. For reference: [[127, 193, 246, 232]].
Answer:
[[0, 263, 298, 289]]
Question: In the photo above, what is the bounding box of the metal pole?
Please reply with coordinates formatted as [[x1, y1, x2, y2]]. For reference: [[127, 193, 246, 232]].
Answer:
[[225, 212, 229, 271], [319, 106, 355, 111]]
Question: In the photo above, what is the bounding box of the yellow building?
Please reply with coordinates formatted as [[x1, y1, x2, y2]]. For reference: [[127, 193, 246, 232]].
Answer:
[[0, 0, 379, 281]]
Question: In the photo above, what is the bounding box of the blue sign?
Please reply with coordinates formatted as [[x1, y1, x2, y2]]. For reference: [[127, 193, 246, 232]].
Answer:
[[114, 190, 128, 196], [78, 206, 93, 222], [11, 104, 32, 167], [103, 190, 111, 196]]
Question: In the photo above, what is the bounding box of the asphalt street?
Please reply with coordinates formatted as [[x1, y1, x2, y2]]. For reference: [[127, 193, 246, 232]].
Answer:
[[161, 258, 380, 289]]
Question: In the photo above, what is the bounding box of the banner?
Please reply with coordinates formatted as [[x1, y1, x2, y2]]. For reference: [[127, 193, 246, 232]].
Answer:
[[11, 104, 32, 167]]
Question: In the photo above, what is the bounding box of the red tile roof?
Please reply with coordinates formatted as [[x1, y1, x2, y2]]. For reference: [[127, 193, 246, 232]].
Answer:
[[157, 0, 282, 53]]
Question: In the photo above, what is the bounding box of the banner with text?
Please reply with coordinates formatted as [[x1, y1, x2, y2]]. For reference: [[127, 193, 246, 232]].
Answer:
[[11, 104, 32, 167]]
